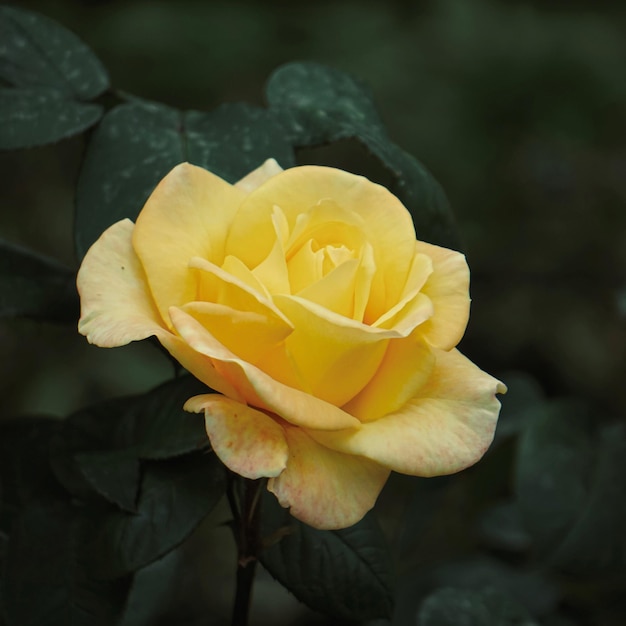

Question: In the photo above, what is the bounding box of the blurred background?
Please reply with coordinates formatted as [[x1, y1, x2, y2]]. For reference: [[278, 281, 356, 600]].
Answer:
[[1, 0, 625, 624]]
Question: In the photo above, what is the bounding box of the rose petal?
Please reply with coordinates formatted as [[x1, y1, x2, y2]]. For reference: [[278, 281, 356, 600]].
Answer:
[[220, 255, 270, 298], [169, 307, 361, 431], [226, 167, 416, 321], [190, 256, 289, 325], [251, 206, 291, 295], [158, 332, 244, 401], [342, 335, 435, 423], [310, 349, 506, 476], [274, 294, 403, 406], [296, 258, 360, 318], [284, 199, 365, 261], [373, 252, 432, 329], [375, 293, 434, 337], [132, 163, 246, 323], [267, 425, 390, 530], [185, 394, 289, 479], [234, 158, 284, 193], [415, 241, 470, 350], [180, 301, 292, 366], [287, 239, 324, 294], [353, 241, 376, 323], [76, 219, 242, 399], [77, 219, 163, 347]]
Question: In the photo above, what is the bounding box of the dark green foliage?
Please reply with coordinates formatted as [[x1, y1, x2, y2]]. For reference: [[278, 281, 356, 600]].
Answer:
[[129, 375, 214, 461], [266, 62, 458, 248], [74, 101, 295, 257], [260, 492, 394, 621], [0, 5, 108, 98], [76, 449, 140, 513], [118, 549, 181, 626], [0, 88, 102, 150], [1, 379, 226, 626], [49, 376, 211, 506], [416, 587, 537, 626], [2, 502, 127, 626], [0, 240, 78, 323], [516, 402, 626, 574], [0, 5, 108, 148], [0, 416, 64, 512], [88, 453, 225, 579]]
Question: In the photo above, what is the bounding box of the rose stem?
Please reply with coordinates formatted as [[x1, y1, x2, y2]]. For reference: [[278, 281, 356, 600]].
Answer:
[[229, 476, 264, 626]]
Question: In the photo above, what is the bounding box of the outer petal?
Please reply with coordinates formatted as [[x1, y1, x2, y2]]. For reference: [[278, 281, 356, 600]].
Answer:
[[185, 394, 289, 479], [416, 241, 471, 350], [132, 163, 247, 323], [342, 335, 435, 423], [77, 219, 163, 347], [310, 349, 506, 476], [267, 425, 390, 530], [169, 307, 361, 431], [76, 219, 241, 399], [234, 158, 284, 193]]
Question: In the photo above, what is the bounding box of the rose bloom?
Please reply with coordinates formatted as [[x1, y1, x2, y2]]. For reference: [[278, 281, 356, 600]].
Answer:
[[78, 159, 506, 530]]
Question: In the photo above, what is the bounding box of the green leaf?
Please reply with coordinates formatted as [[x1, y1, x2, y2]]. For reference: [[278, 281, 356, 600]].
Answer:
[[514, 401, 593, 558], [2, 501, 127, 626], [185, 102, 296, 182], [0, 6, 108, 149], [50, 377, 212, 508], [0, 239, 79, 322], [0, 87, 103, 150], [259, 493, 394, 621], [118, 549, 181, 626], [0, 5, 109, 99], [266, 62, 384, 145], [76, 449, 140, 513], [417, 587, 537, 626], [89, 453, 225, 578], [549, 424, 626, 572], [74, 101, 295, 257], [266, 62, 457, 248], [49, 395, 137, 502], [131, 376, 211, 461], [428, 557, 558, 619], [515, 402, 626, 573]]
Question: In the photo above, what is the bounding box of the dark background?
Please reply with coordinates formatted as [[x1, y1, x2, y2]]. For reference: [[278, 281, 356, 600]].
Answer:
[[1, 0, 625, 624]]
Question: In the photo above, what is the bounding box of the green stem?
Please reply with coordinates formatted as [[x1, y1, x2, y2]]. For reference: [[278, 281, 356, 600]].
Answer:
[[229, 477, 264, 626]]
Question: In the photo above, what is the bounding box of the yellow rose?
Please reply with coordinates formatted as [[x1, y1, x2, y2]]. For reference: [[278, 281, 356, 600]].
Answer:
[[77, 160, 506, 530]]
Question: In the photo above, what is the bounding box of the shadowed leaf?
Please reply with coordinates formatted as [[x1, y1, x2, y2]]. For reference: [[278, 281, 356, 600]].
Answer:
[[515, 401, 626, 573], [259, 492, 394, 621], [417, 586, 537, 626], [2, 501, 127, 626], [0, 239, 78, 322], [89, 453, 225, 579]]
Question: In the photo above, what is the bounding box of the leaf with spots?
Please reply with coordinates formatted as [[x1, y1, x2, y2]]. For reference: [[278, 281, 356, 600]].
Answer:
[[266, 62, 458, 248], [74, 101, 295, 257], [0, 5, 109, 149]]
